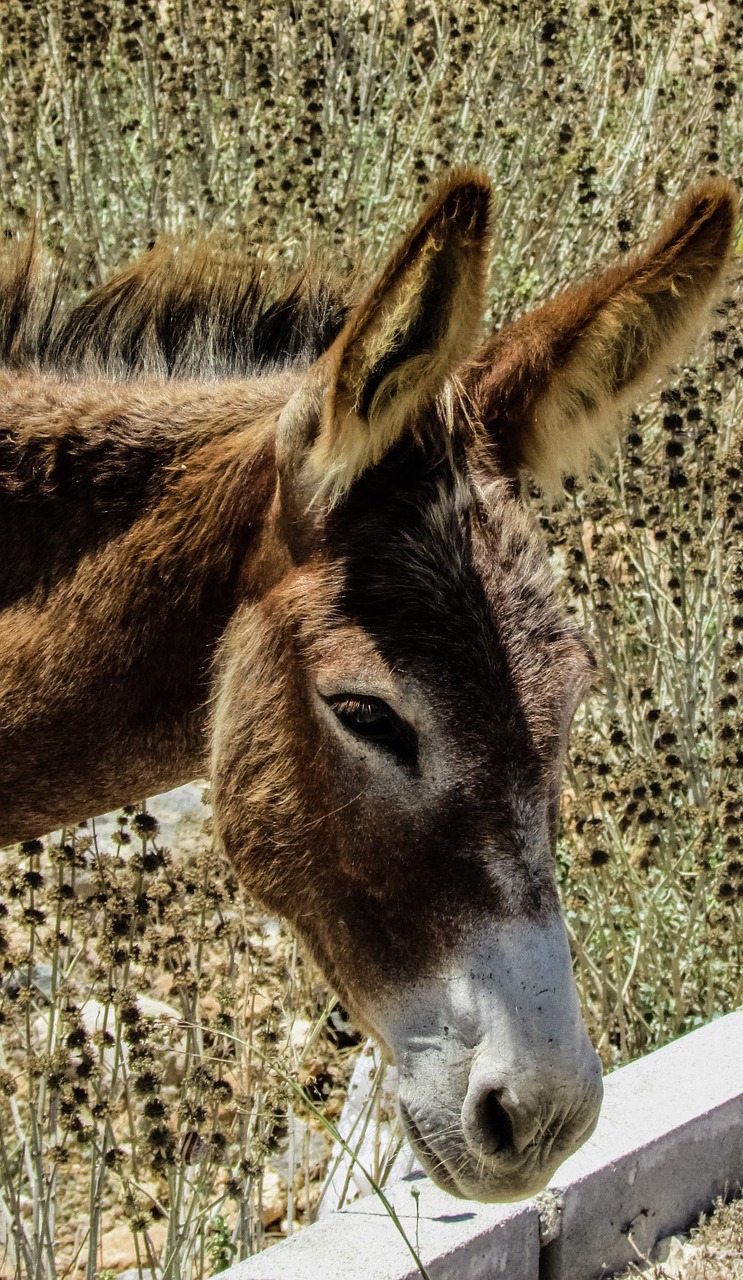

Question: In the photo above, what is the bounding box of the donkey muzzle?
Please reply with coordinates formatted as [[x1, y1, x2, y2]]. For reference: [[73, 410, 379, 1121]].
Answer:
[[383, 913, 603, 1201]]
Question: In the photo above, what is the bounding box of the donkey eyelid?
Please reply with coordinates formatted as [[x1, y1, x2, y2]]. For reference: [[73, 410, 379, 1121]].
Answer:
[[323, 691, 406, 727], [314, 675, 410, 718], [322, 693, 419, 767]]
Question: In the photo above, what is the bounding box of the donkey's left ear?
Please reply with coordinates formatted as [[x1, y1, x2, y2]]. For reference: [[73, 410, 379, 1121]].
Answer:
[[468, 178, 739, 491], [286, 169, 491, 505]]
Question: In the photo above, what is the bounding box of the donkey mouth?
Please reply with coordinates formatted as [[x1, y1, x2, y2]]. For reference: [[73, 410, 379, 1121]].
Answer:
[[398, 1102, 463, 1197], [399, 1102, 541, 1201], [398, 1099, 579, 1203]]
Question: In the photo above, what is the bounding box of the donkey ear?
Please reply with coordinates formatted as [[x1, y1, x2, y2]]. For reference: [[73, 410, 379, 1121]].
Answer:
[[298, 169, 491, 504], [469, 178, 738, 491]]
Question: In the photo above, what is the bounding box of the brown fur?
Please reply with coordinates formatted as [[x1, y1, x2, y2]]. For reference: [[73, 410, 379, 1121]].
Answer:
[[0, 170, 737, 1033]]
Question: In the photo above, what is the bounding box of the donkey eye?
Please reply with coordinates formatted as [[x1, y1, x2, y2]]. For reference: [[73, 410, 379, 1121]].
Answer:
[[327, 695, 418, 766]]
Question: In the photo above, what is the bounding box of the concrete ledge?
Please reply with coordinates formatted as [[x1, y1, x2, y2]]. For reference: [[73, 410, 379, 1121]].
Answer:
[[543, 1008, 743, 1278], [217, 1008, 743, 1280], [225, 1183, 539, 1280]]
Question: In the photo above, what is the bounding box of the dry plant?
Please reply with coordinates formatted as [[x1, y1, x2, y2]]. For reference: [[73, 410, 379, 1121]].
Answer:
[[0, 0, 742, 1275], [0, 807, 416, 1278], [1, 809, 317, 1275]]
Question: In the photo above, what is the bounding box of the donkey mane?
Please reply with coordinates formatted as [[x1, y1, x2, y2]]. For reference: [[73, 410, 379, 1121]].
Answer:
[[0, 235, 353, 380], [0, 236, 354, 608]]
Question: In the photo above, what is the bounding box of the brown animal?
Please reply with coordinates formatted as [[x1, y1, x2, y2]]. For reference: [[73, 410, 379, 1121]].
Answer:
[[0, 171, 737, 1200]]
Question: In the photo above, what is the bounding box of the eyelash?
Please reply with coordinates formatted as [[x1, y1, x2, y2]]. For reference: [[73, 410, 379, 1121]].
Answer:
[[326, 694, 418, 767]]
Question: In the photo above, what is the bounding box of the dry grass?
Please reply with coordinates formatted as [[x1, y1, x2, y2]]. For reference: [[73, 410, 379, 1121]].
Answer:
[[0, 795, 391, 1278]]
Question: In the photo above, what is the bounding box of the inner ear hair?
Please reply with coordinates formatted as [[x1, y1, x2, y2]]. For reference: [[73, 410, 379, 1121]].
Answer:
[[305, 168, 493, 506]]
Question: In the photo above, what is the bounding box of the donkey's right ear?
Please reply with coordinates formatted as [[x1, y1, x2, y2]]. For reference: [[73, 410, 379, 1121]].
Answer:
[[279, 169, 492, 509]]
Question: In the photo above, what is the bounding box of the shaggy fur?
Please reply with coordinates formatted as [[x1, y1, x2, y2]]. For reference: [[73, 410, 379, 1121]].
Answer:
[[0, 235, 351, 380]]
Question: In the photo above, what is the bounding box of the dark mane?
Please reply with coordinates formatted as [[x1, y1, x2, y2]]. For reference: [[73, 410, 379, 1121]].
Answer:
[[0, 236, 353, 381]]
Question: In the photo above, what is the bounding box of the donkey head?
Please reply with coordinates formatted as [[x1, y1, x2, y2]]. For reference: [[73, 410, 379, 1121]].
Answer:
[[212, 171, 737, 1200]]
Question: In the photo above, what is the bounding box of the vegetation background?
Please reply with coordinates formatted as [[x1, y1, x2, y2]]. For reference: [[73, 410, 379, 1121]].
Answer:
[[0, 1, 741, 1277]]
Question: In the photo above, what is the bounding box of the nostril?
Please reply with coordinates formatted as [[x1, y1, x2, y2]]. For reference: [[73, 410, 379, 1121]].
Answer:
[[479, 1088, 514, 1156]]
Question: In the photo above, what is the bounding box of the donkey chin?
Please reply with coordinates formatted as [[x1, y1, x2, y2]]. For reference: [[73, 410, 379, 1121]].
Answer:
[[376, 913, 603, 1202]]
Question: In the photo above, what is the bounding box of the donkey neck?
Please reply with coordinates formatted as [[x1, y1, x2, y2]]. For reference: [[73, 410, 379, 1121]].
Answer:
[[0, 372, 289, 844]]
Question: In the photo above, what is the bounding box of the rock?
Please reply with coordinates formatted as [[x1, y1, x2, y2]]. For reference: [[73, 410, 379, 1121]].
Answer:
[[289, 1018, 312, 1051], [5, 963, 54, 1002], [99, 1220, 167, 1271], [268, 1115, 330, 1183], [261, 1170, 287, 1228], [79, 783, 209, 856], [651, 1232, 689, 1266]]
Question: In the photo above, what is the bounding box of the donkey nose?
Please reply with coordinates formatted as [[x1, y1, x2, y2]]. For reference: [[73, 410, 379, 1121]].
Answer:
[[462, 1075, 541, 1158]]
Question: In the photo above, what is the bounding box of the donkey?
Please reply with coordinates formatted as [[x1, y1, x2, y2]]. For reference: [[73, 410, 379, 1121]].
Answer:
[[0, 170, 736, 1201]]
